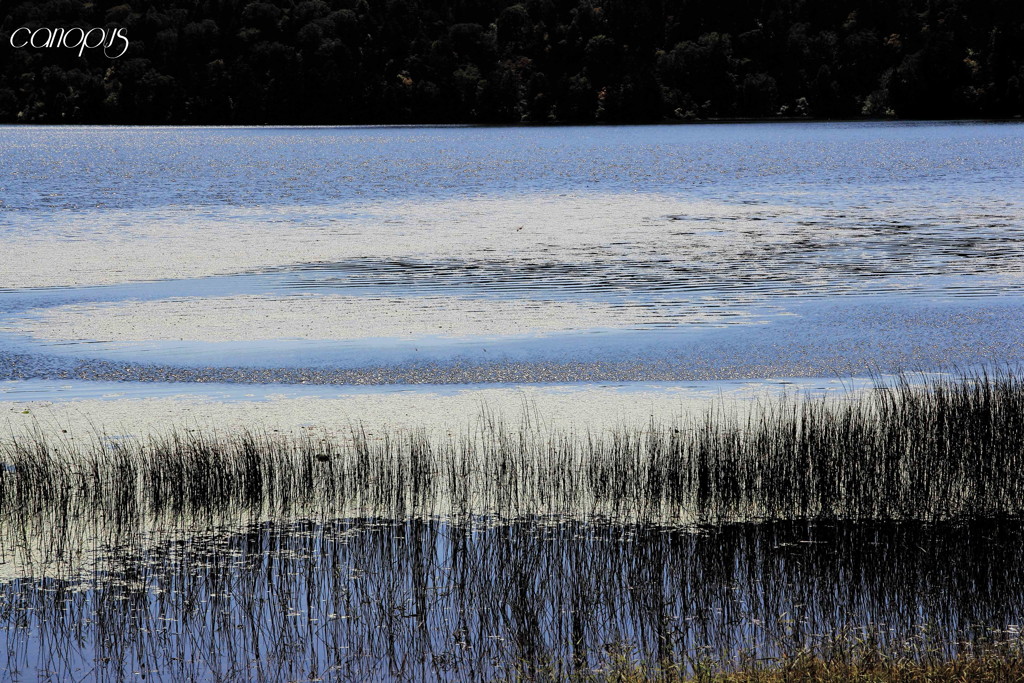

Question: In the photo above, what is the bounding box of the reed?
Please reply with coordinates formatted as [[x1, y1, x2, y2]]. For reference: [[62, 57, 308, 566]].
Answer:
[[3, 372, 1024, 524], [2, 517, 1022, 681]]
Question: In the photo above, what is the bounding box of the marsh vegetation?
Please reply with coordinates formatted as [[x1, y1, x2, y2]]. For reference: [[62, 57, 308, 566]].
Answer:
[[3, 516, 1024, 681], [4, 373, 1024, 524], [2, 373, 1024, 681]]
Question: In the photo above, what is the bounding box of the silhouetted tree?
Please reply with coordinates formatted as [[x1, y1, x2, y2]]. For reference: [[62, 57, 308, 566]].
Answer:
[[0, 0, 1021, 123]]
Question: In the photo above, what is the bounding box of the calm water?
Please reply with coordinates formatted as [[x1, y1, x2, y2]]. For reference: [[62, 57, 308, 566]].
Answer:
[[1, 122, 1023, 391], [2, 516, 1022, 681]]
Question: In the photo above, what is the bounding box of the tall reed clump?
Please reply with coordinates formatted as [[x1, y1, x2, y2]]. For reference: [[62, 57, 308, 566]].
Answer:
[[4, 516, 1023, 681], [2, 372, 1023, 524]]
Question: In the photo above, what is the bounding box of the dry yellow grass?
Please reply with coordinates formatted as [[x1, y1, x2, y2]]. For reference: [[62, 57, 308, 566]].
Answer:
[[588, 652, 1024, 683]]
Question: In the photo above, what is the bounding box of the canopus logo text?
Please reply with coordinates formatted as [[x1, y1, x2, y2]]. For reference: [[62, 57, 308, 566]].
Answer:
[[9, 26, 129, 59]]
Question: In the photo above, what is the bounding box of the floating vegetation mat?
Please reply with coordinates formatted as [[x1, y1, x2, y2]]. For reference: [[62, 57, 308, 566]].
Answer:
[[2, 373, 1024, 680]]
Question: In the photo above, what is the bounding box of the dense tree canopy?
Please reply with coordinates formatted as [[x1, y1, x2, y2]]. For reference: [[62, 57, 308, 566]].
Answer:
[[1, 0, 1022, 124]]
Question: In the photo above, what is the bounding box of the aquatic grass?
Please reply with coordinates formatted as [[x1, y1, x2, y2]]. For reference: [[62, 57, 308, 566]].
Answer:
[[2, 517, 1023, 681], [3, 372, 1024, 524]]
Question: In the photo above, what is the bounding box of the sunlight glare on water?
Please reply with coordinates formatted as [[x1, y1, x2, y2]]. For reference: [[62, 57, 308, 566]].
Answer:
[[0, 122, 1022, 417]]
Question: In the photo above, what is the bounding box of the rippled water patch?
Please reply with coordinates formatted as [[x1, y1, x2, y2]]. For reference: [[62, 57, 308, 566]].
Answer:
[[273, 252, 1024, 300]]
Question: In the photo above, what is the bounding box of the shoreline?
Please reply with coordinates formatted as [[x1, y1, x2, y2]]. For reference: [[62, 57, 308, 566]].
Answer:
[[1, 117, 1022, 129]]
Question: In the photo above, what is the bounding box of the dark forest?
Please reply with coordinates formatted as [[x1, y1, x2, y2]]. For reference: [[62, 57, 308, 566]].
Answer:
[[1, 0, 1022, 124]]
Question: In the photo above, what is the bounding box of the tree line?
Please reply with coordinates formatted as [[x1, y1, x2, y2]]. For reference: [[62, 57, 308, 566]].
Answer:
[[1, 0, 1022, 124]]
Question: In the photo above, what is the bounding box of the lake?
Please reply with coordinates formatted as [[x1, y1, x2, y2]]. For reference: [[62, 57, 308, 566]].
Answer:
[[2, 123, 1023, 412], [1, 121, 1023, 680]]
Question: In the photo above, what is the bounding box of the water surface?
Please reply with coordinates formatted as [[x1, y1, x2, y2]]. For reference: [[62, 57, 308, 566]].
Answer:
[[1, 122, 1022, 406], [3, 123, 1024, 681]]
